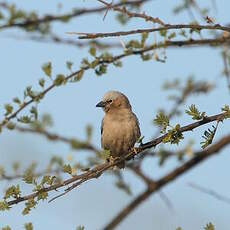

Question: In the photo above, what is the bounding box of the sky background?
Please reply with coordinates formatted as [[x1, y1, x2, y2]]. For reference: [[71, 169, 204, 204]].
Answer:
[[0, 0, 230, 229]]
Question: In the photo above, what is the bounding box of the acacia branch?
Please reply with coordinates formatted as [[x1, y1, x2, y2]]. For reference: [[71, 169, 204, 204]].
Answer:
[[76, 24, 230, 39], [14, 126, 100, 153], [103, 133, 230, 230], [0, 169, 60, 181], [5, 33, 122, 49], [96, 0, 165, 25], [0, 0, 149, 30], [4, 111, 228, 207], [1, 36, 229, 129], [188, 182, 230, 204]]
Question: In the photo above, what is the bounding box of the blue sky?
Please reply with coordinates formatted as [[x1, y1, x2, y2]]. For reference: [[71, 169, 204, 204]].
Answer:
[[0, 0, 230, 229]]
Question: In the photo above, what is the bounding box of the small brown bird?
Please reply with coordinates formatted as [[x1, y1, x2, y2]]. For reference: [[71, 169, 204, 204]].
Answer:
[[96, 91, 141, 168]]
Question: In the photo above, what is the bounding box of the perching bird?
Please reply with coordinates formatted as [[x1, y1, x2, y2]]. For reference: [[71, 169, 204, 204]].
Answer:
[[96, 91, 141, 168]]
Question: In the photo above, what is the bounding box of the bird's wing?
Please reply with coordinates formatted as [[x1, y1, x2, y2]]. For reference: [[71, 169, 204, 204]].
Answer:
[[133, 113, 141, 137], [101, 118, 104, 135]]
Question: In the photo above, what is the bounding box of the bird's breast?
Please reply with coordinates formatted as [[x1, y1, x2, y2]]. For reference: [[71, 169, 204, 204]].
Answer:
[[101, 116, 139, 157]]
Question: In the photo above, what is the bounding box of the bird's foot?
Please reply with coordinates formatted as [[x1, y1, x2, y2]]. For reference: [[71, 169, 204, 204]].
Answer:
[[132, 147, 138, 155], [106, 156, 125, 169]]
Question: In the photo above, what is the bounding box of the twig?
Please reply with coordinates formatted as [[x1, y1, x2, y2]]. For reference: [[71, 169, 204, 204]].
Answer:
[[1, 36, 229, 130], [103, 134, 230, 229], [188, 182, 230, 204], [97, 0, 165, 25], [5, 111, 229, 207], [0, 36, 229, 130], [222, 49, 230, 90], [76, 24, 230, 39], [0, 0, 150, 30], [0, 169, 60, 181], [3, 33, 122, 49], [14, 125, 100, 153]]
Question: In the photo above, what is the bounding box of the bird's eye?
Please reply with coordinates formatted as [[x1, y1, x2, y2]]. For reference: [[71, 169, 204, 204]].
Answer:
[[107, 100, 113, 104]]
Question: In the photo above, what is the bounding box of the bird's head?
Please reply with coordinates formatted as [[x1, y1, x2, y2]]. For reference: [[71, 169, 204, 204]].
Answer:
[[96, 91, 131, 113]]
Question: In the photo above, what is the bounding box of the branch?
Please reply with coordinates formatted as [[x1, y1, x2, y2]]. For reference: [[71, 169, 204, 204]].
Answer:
[[0, 169, 60, 181], [96, 0, 165, 25], [1, 36, 229, 130], [103, 133, 230, 230], [188, 182, 230, 204], [0, 0, 149, 30], [75, 24, 230, 39], [5, 33, 122, 49], [14, 125, 100, 153], [4, 111, 228, 207]]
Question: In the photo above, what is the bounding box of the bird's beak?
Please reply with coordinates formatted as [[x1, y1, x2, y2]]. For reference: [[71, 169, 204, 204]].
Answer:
[[96, 101, 106, 108]]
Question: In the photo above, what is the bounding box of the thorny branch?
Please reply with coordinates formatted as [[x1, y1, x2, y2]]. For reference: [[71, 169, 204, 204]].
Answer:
[[96, 0, 164, 25], [103, 134, 230, 230], [0, 0, 150, 30], [75, 24, 230, 39], [14, 125, 100, 154], [188, 182, 230, 205], [4, 111, 228, 207], [4, 33, 122, 49], [0, 36, 229, 131]]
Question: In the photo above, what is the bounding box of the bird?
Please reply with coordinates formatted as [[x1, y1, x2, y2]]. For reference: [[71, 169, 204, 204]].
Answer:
[[96, 91, 141, 168]]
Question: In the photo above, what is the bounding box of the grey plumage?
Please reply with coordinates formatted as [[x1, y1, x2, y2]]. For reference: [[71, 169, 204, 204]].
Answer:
[[96, 91, 141, 168]]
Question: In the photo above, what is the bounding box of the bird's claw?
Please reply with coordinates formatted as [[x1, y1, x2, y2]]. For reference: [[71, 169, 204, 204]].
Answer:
[[132, 147, 138, 155]]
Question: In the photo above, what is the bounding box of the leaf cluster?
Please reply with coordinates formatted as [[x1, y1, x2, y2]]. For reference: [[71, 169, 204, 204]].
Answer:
[[186, 104, 206, 120]]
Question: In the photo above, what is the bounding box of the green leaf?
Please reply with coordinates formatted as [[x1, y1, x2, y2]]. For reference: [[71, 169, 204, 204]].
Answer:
[[0, 201, 10, 211], [24, 223, 33, 230], [12, 162, 20, 172], [163, 124, 184, 145], [54, 74, 65, 86], [201, 125, 217, 149], [42, 62, 52, 77], [168, 32, 176, 39], [18, 115, 31, 124], [115, 180, 132, 196], [99, 150, 110, 159], [72, 69, 84, 82], [40, 175, 56, 186], [159, 29, 167, 37], [86, 124, 93, 142], [204, 223, 215, 230], [30, 106, 38, 120], [153, 112, 169, 133], [23, 163, 37, 184], [116, 13, 129, 25], [22, 199, 37, 215], [89, 47, 96, 57], [221, 105, 230, 118], [141, 32, 149, 47], [6, 122, 15, 130], [41, 114, 53, 127], [186, 104, 206, 120], [39, 78, 45, 88], [37, 191, 48, 201], [141, 53, 152, 61], [4, 185, 21, 199], [66, 61, 73, 71], [95, 64, 107, 76], [0, 11, 4, 20], [63, 164, 72, 175], [4, 104, 13, 116], [13, 97, 21, 104], [2, 226, 11, 230], [113, 60, 122, 67], [76, 226, 85, 230]]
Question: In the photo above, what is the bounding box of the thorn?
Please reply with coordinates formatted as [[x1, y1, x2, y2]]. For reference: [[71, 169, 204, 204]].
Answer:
[[103, 0, 113, 21]]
